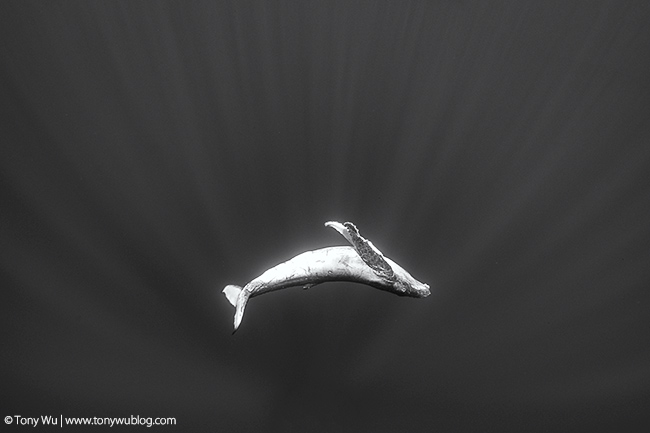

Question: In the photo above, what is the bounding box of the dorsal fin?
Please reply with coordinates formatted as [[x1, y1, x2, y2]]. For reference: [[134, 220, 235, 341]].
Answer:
[[325, 221, 395, 282]]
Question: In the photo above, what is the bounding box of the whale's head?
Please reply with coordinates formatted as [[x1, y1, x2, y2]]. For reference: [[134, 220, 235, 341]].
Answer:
[[324, 221, 431, 298], [385, 258, 431, 298], [396, 277, 431, 298], [404, 279, 431, 298]]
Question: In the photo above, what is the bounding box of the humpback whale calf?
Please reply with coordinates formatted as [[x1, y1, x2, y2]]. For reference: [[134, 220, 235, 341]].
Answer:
[[223, 221, 430, 332]]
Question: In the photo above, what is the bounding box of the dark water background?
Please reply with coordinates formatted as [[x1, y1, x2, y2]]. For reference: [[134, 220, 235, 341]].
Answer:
[[2, 1, 650, 431]]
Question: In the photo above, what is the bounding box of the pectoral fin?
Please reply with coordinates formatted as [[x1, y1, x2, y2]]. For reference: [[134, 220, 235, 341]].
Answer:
[[325, 221, 396, 282]]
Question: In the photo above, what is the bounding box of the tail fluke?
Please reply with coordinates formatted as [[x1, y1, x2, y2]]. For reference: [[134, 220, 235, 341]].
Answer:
[[222, 285, 251, 333], [223, 285, 241, 307]]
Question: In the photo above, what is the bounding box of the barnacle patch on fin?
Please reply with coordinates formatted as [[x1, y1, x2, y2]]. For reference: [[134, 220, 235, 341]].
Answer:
[[325, 221, 395, 282]]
